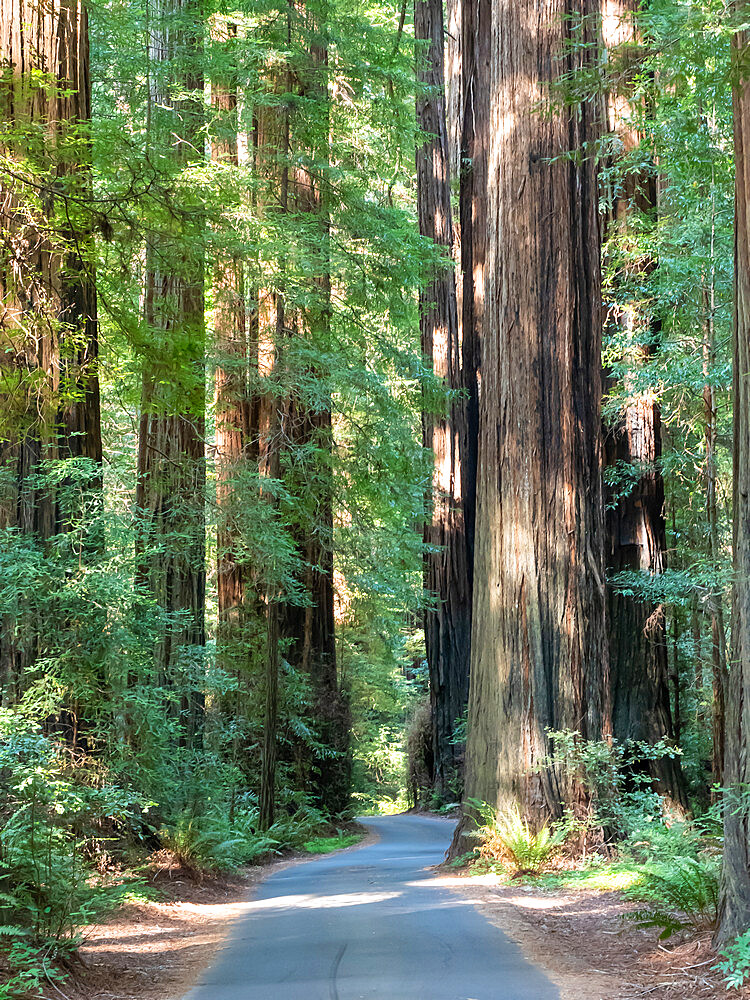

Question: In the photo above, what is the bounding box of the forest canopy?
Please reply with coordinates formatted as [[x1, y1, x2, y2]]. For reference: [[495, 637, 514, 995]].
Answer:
[[2, 0, 750, 993]]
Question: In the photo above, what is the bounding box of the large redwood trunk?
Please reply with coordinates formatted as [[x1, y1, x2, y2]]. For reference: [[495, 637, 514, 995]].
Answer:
[[602, 0, 687, 810], [136, 0, 206, 744], [415, 0, 472, 796], [0, 0, 102, 700], [458, 0, 609, 831], [717, 8, 750, 945]]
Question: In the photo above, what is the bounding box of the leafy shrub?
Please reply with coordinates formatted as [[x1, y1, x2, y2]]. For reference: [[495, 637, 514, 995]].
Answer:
[[545, 729, 683, 838], [0, 713, 149, 995], [715, 929, 750, 990], [467, 800, 567, 874], [624, 818, 704, 865], [629, 856, 720, 938]]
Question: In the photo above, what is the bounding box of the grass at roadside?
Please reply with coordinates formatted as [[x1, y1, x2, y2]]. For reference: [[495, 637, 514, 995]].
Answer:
[[303, 832, 364, 854]]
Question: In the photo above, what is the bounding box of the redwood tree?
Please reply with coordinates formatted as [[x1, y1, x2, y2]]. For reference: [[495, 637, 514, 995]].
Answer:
[[0, 0, 102, 698], [415, 0, 472, 796], [212, 19, 255, 678], [717, 6, 750, 944], [136, 0, 206, 742], [458, 0, 609, 829], [602, 0, 687, 810]]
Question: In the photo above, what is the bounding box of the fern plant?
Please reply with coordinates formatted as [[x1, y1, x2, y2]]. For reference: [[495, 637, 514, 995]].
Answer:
[[467, 800, 567, 874], [159, 810, 283, 874], [629, 856, 720, 939]]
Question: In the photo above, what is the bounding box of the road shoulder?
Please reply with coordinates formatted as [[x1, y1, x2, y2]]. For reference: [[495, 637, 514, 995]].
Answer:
[[440, 869, 740, 1000]]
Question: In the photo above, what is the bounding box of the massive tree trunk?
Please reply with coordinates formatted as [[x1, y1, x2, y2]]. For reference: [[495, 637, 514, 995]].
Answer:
[[0, 0, 102, 700], [458, 0, 609, 832], [415, 0, 472, 796], [136, 0, 206, 744], [717, 8, 750, 945], [602, 0, 687, 811]]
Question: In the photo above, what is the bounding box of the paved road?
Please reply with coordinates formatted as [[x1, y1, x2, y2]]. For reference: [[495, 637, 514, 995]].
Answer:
[[184, 813, 559, 999]]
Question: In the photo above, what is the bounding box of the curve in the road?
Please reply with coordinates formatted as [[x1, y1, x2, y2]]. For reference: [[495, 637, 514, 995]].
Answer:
[[183, 813, 559, 1000]]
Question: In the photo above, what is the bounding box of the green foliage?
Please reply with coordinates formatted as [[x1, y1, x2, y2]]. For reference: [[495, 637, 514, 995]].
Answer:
[[303, 832, 362, 854], [466, 800, 567, 875], [545, 729, 682, 837], [159, 812, 279, 873], [715, 930, 750, 991], [348, 628, 425, 812], [628, 856, 720, 939]]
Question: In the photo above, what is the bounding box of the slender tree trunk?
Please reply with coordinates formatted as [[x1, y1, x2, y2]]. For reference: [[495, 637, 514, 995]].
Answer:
[[456, 0, 609, 838], [136, 0, 206, 744], [257, 7, 292, 826], [717, 8, 750, 944], [601, 0, 687, 811], [0, 0, 102, 701], [458, 0, 486, 591], [444, 0, 462, 183], [702, 200, 728, 784], [212, 19, 254, 677], [260, 407, 282, 832], [415, 0, 472, 797], [300, 9, 350, 813]]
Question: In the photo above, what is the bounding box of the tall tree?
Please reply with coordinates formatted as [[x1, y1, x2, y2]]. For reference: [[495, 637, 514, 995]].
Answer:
[[135, 0, 206, 742], [281, 4, 350, 813], [458, 0, 486, 609], [415, 0, 472, 795], [602, 0, 687, 809], [717, 4, 750, 944], [701, 170, 728, 785], [0, 0, 102, 698], [211, 18, 255, 678], [457, 0, 609, 831]]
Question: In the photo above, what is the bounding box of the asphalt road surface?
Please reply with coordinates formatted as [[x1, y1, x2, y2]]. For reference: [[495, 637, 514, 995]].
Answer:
[[183, 813, 559, 1000]]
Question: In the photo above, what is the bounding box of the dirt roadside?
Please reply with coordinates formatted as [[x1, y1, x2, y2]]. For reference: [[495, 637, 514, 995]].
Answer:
[[442, 869, 748, 1000]]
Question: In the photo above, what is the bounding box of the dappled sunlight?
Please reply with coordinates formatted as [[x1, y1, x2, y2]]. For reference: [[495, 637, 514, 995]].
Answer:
[[242, 890, 401, 912]]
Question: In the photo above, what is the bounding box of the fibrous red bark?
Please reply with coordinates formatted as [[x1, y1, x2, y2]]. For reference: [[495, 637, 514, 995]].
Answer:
[[0, 0, 102, 699], [717, 7, 750, 945], [415, 0, 473, 796], [458, 0, 610, 831]]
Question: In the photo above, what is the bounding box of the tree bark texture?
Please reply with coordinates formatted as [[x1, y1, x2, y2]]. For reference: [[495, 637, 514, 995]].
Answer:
[[602, 0, 687, 810], [0, 0, 102, 699], [460, 0, 609, 828], [703, 264, 729, 785], [458, 0, 487, 589], [718, 9, 750, 945], [136, 0, 205, 742], [415, 0, 472, 796]]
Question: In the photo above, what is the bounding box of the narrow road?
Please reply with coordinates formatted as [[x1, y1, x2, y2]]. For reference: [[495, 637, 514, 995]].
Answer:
[[184, 813, 559, 999]]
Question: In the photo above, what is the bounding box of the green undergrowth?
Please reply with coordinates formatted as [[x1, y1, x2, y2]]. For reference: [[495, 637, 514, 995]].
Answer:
[[303, 832, 364, 854]]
